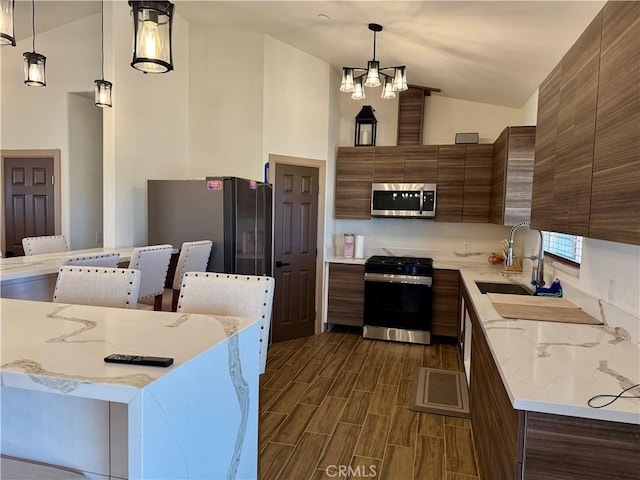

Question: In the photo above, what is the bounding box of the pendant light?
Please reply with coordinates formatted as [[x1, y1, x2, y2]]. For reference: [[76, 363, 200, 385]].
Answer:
[[0, 0, 16, 46], [340, 23, 407, 100], [129, 1, 174, 74], [23, 0, 46, 86], [95, 0, 112, 107]]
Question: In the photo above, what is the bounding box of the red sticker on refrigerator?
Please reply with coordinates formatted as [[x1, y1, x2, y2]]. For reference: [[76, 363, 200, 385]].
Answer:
[[207, 180, 222, 191]]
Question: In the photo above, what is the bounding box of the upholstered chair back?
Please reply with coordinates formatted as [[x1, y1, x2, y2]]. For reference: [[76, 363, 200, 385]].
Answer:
[[170, 240, 213, 311], [127, 245, 173, 301], [53, 267, 141, 309], [22, 235, 69, 256], [176, 272, 275, 374], [62, 253, 121, 268]]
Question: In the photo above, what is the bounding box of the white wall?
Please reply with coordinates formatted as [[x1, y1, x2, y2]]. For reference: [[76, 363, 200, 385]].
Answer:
[[68, 93, 102, 250], [337, 89, 522, 147], [424, 95, 523, 144], [338, 90, 399, 147], [333, 220, 509, 255], [263, 36, 332, 166], [0, 14, 102, 245], [189, 26, 264, 180], [103, 2, 190, 247]]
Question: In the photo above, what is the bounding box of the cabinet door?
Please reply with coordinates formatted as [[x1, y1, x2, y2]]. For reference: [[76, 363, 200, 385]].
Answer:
[[431, 269, 460, 337], [373, 146, 405, 182], [490, 128, 508, 224], [531, 64, 562, 232], [404, 146, 438, 183], [503, 126, 536, 226], [327, 263, 365, 327], [589, 2, 640, 245], [463, 145, 493, 223], [465, 285, 523, 480], [552, 11, 601, 236], [335, 147, 374, 219], [436, 146, 466, 222]]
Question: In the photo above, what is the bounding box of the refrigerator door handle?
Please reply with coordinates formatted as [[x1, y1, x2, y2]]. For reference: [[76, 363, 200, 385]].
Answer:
[[275, 261, 290, 268]]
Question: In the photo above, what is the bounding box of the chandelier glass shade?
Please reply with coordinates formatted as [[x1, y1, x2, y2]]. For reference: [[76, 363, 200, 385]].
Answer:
[[129, 1, 174, 74], [340, 23, 407, 100], [23, 0, 45, 87], [0, 0, 15, 46]]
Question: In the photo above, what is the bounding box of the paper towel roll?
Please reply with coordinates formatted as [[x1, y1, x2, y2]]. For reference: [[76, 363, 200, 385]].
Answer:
[[354, 235, 365, 258]]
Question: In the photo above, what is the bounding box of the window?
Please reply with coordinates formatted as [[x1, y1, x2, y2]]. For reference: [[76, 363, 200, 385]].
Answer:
[[542, 232, 583, 265]]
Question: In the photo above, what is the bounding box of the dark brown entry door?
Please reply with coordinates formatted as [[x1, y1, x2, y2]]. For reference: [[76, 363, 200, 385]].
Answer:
[[3, 157, 56, 256], [272, 163, 319, 342]]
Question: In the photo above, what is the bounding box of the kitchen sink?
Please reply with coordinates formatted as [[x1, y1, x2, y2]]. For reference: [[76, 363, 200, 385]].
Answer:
[[475, 281, 533, 295]]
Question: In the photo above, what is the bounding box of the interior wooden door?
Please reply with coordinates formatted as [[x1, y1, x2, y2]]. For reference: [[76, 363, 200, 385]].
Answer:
[[3, 156, 56, 256], [272, 163, 319, 342]]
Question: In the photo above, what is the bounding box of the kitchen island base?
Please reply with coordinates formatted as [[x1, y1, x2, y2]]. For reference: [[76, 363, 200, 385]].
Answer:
[[1, 300, 260, 480]]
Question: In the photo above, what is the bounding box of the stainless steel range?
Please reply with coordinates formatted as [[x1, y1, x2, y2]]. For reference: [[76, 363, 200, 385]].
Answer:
[[363, 255, 433, 345]]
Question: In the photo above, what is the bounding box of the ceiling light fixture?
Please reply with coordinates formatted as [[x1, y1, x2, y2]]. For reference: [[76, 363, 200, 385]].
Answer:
[[129, 1, 174, 74], [340, 23, 407, 100], [23, 0, 45, 87], [0, 0, 16, 46], [95, 0, 112, 107]]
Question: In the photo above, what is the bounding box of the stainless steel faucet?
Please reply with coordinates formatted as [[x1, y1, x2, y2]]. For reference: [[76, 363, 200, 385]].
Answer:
[[506, 221, 545, 287]]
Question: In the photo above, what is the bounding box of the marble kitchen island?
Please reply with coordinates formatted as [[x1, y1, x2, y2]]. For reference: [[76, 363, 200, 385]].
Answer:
[[0, 298, 260, 480]]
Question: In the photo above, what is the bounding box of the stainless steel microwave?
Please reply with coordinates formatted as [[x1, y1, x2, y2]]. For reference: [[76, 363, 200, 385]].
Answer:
[[371, 183, 437, 218]]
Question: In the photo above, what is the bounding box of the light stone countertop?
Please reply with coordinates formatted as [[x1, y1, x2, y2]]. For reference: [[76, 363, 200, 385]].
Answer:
[[325, 250, 640, 425], [0, 298, 256, 403], [0, 247, 137, 282]]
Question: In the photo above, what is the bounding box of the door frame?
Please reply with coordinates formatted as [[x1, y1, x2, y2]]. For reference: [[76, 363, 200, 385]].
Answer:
[[1, 149, 62, 255], [269, 154, 327, 335]]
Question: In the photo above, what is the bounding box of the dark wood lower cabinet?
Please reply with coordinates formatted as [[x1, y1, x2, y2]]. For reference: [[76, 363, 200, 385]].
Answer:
[[327, 263, 365, 327], [464, 283, 640, 480], [523, 411, 640, 480], [466, 284, 523, 479], [431, 269, 460, 338]]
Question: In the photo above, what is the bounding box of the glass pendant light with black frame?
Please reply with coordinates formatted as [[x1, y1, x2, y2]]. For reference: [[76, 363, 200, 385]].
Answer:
[[95, 0, 112, 107], [23, 0, 46, 87], [0, 0, 16, 46]]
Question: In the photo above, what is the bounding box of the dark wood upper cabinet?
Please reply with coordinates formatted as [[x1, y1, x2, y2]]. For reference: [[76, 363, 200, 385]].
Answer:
[[531, 1, 639, 245], [490, 126, 536, 225], [464, 144, 493, 223], [335, 147, 374, 219], [552, 11, 601, 236], [589, 1, 640, 245], [404, 146, 438, 183], [373, 146, 405, 182], [530, 64, 561, 231], [436, 145, 466, 222]]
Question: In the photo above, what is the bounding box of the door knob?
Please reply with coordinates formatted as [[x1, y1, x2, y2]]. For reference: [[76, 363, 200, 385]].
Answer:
[[275, 261, 290, 268]]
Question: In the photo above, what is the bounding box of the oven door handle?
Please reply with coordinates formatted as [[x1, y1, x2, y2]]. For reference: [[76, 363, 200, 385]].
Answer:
[[419, 189, 424, 214], [364, 272, 432, 286]]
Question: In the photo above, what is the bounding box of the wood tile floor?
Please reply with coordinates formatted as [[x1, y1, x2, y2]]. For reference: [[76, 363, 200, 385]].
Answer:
[[259, 329, 481, 480]]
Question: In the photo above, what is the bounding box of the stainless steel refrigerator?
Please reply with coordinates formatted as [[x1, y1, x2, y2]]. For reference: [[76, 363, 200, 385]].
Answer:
[[147, 177, 272, 276]]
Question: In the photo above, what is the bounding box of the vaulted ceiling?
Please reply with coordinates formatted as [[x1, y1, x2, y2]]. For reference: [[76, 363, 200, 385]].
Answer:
[[12, 1, 605, 108]]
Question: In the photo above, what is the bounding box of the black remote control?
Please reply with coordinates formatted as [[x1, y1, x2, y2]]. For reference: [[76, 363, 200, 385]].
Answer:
[[104, 354, 174, 367]]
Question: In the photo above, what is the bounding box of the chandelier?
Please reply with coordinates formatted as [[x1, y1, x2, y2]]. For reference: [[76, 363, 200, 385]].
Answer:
[[340, 23, 407, 100]]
